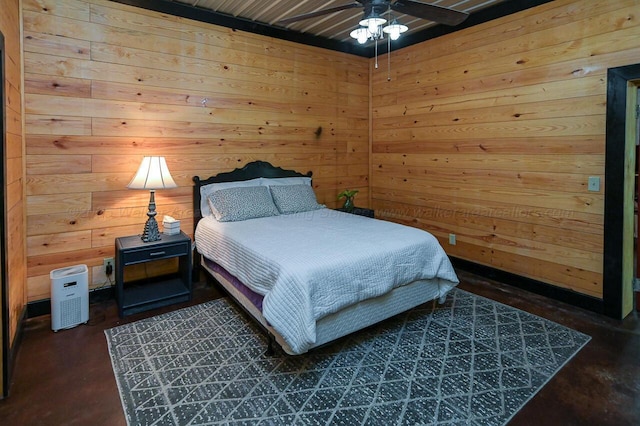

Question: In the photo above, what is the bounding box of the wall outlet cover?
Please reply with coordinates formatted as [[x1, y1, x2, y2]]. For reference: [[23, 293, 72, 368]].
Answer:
[[103, 257, 114, 270]]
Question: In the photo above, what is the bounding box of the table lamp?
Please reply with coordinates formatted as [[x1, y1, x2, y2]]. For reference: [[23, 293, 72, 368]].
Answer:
[[127, 156, 177, 242]]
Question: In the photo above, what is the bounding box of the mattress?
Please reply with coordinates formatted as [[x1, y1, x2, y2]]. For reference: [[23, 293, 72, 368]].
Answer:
[[203, 257, 452, 355], [195, 208, 459, 354]]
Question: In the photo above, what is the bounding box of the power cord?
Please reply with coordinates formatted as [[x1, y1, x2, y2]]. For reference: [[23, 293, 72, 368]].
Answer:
[[87, 266, 115, 326], [91, 272, 114, 293]]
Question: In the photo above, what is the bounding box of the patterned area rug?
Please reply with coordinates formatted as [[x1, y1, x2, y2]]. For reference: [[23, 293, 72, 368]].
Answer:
[[105, 289, 590, 425]]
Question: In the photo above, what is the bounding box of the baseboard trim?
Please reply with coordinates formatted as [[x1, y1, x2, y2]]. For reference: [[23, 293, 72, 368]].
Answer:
[[26, 286, 115, 318], [25, 262, 606, 319], [451, 257, 605, 314]]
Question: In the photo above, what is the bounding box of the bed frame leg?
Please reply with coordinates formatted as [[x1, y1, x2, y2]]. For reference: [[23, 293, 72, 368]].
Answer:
[[192, 254, 202, 283], [265, 336, 275, 356]]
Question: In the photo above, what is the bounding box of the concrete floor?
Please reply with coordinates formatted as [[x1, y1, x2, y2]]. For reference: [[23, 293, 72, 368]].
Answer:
[[0, 269, 638, 425]]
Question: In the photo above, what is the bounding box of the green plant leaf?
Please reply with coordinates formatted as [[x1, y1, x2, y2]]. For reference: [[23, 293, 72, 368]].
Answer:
[[337, 189, 359, 199]]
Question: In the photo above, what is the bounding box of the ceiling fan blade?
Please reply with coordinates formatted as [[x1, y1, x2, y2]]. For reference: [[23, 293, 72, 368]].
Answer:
[[278, 3, 362, 25], [391, 0, 469, 26]]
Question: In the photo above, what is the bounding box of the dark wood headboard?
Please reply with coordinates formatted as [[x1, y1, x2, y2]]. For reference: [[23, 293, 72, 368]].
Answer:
[[192, 160, 313, 235]]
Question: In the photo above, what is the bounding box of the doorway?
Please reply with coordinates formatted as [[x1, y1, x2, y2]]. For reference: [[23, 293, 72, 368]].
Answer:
[[604, 65, 640, 319]]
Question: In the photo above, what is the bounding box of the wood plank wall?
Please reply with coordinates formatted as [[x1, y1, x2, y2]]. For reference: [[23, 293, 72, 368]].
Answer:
[[22, 0, 369, 301], [2, 0, 27, 370], [371, 0, 640, 298]]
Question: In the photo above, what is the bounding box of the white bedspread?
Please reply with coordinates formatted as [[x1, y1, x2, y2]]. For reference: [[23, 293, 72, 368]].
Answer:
[[195, 208, 459, 354]]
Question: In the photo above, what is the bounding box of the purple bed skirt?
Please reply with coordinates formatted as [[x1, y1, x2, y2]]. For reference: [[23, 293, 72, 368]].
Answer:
[[203, 257, 265, 312]]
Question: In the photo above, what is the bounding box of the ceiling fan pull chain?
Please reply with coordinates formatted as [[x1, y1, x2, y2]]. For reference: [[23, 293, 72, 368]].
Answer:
[[387, 36, 391, 81], [375, 38, 379, 69], [386, 6, 390, 80]]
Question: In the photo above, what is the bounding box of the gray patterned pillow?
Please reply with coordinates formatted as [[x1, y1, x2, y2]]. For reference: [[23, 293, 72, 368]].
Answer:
[[208, 185, 279, 222], [199, 178, 262, 216], [269, 184, 325, 214]]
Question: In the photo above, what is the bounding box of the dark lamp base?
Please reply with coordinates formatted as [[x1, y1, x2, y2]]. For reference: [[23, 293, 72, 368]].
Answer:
[[141, 216, 161, 242]]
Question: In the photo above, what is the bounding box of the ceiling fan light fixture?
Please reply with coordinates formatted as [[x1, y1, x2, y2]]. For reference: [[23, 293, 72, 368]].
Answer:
[[359, 12, 386, 34], [277, 0, 468, 77], [383, 18, 408, 41], [350, 27, 370, 44]]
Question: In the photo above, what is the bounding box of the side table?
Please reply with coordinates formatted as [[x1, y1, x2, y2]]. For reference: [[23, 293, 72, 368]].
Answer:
[[335, 207, 375, 218], [115, 231, 192, 317]]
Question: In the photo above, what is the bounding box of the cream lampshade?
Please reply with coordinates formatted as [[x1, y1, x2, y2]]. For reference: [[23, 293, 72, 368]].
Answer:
[[127, 156, 178, 242]]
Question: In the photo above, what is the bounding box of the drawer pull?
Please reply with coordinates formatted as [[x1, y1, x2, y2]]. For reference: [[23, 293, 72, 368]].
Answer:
[[149, 251, 166, 256]]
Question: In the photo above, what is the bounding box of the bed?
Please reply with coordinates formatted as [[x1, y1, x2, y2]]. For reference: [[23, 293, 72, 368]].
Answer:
[[193, 161, 459, 355]]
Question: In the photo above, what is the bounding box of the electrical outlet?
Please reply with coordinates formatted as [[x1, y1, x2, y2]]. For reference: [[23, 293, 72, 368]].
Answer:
[[449, 233, 456, 245], [103, 257, 114, 275], [588, 176, 600, 192]]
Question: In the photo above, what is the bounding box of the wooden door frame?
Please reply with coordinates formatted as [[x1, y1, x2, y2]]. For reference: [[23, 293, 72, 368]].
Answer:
[[604, 64, 640, 319], [0, 30, 8, 398]]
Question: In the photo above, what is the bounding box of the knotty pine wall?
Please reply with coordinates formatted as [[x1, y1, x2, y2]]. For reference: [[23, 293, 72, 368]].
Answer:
[[2, 0, 27, 365], [371, 0, 640, 299], [22, 0, 369, 301], [21, 0, 638, 304]]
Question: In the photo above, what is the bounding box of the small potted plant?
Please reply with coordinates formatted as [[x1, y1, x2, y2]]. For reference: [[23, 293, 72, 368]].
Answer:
[[337, 189, 359, 212]]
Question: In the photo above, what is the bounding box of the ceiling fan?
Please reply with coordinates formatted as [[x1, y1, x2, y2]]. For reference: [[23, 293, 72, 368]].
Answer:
[[279, 0, 469, 76], [278, 0, 469, 27]]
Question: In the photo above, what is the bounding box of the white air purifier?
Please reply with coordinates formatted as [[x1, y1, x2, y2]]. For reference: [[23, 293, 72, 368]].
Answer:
[[50, 264, 89, 332]]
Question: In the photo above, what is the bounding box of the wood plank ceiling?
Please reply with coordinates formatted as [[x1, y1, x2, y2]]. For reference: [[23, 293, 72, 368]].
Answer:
[[162, 0, 515, 54]]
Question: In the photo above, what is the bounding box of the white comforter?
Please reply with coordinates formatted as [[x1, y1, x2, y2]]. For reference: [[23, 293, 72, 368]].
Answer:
[[195, 208, 459, 354]]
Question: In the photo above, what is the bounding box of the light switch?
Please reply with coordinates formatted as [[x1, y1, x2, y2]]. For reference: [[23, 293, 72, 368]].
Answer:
[[588, 176, 600, 192]]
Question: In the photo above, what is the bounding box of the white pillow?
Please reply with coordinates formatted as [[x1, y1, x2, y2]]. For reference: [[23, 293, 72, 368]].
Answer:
[[261, 177, 311, 187], [208, 185, 279, 222], [199, 178, 262, 216]]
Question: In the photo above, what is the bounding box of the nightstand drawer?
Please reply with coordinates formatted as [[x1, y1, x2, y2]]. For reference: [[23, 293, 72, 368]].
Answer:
[[123, 241, 189, 265]]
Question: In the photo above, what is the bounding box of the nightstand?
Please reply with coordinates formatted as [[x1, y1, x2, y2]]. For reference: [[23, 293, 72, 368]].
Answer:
[[115, 231, 192, 317], [336, 207, 375, 218]]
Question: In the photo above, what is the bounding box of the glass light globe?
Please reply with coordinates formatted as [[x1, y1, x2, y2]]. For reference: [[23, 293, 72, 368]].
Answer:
[[383, 20, 408, 41], [350, 27, 369, 44], [359, 15, 386, 34]]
